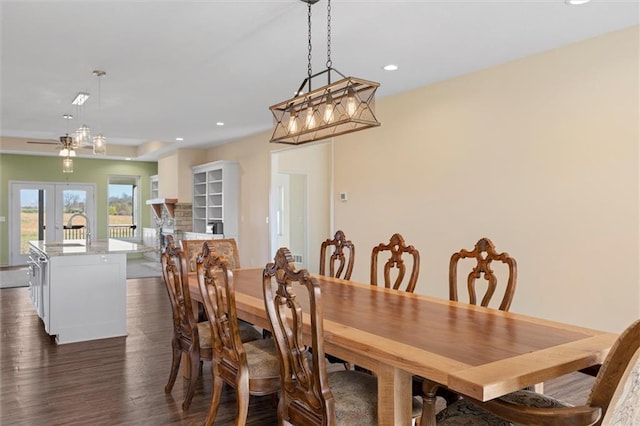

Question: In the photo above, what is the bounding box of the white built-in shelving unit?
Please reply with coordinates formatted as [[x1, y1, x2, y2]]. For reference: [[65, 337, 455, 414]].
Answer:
[[192, 161, 238, 240]]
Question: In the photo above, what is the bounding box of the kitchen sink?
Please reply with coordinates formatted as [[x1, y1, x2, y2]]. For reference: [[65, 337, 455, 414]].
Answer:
[[45, 242, 86, 247]]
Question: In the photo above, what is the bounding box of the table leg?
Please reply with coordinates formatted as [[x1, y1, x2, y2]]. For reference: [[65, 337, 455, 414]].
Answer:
[[376, 363, 413, 426]]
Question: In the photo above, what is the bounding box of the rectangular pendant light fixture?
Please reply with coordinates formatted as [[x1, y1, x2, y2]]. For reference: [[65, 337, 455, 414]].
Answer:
[[269, 0, 380, 145], [270, 69, 379, 145]]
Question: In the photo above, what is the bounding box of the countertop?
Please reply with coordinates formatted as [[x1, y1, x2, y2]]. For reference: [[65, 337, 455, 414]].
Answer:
[[29, 239, 157, 257]]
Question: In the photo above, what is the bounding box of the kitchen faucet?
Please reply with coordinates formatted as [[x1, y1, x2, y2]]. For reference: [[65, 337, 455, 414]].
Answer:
[[67, 213, 92, 246]]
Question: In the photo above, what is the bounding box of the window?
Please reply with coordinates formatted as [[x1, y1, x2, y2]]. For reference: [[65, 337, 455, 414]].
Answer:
[[108, 176, 140, 240]]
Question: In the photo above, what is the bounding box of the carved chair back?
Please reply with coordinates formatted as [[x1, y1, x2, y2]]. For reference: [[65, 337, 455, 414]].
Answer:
[[181, 238, 240, 274], [162, 234, 200, 351], [371, 233, 420, 293], [264, 247, 335, 425], [196, 243, 246, 379], [449, 237, 517, 311], [160, 234, 211, 410], [589, 319, 640, 425], [319, 230, 355, 280], [196, 242, 279, 424]]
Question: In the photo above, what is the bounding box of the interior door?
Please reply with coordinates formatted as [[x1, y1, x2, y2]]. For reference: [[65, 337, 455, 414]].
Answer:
[[9, 181, 96, 266], [270, 142, 330, 273]]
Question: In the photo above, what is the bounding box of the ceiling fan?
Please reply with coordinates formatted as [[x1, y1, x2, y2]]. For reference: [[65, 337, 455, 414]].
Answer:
[[27, 137, 93, 149]]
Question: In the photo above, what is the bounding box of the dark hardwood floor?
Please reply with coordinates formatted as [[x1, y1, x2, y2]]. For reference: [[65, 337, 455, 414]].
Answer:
[[0, 277, 277, 426], [1, 277, 595, 425]]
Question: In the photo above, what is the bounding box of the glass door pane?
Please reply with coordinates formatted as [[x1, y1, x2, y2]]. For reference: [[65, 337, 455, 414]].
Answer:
[[61, 189, 89, 241], [10, 182, 55, 265]]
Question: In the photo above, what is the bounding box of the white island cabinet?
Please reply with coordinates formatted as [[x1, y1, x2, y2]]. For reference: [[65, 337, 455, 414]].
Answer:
[[28, 239, 155, 344]]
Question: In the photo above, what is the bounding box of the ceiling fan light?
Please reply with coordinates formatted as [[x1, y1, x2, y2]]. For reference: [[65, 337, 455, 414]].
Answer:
[[62, 157, 73, 173]]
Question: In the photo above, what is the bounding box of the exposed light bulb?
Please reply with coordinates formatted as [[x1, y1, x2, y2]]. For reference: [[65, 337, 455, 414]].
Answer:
[[323, 94, 334, 124], [287, 111, 299, 134], [346, 87, 357, 117], [59, 148, 69, 157], [305, 104, 316, 130]]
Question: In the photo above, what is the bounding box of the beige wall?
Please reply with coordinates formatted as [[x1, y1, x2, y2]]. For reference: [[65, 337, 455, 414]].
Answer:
[[334, 26, 639, 333], [157, 148, 207, 201], [192, 26, 637, 333]]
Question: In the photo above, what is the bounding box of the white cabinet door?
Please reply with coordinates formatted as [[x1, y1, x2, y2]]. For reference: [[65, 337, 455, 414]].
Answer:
[[48, 253, 127, 344]]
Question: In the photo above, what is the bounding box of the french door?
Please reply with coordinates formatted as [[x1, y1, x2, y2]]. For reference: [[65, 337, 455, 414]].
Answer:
[[9, 181, 95, 266]]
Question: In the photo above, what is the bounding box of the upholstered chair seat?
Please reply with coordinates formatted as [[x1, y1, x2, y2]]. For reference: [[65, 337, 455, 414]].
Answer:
[[328, 370, 422, 424], [243, 338, 281, 378], [436, 391, 570, 425]]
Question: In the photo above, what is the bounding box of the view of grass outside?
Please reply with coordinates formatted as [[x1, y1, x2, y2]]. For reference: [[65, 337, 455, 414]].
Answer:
[[19, 184, 136, 254], [20, 212, 132, 254]]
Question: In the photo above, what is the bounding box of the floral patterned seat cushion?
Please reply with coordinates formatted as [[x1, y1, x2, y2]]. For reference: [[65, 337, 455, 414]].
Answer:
[[244, 338, 281, 379], [327, 370, 422, 425], [436, 390, 570, 426]]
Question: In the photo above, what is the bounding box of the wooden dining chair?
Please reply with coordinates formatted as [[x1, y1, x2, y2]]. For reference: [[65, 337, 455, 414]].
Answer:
[[449, 237, 517, 311], [263, 247, 402, 425], [181, 238, 241, 274], [319, 230, 355, 369], [371, 232, 420, 293], [196, 243, 280, 426], [417, 238, 518, 417], [319, 230, 355, 280], [161, 234, 213, 411], [434, 318, 640, 425]]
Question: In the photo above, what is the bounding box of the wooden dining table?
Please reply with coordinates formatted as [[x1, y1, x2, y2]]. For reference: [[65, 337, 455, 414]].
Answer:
[[189, 267, 617, 426]]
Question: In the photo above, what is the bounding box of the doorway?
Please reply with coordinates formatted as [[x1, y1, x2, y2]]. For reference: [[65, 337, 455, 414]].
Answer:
[[269, 141, 332, 273], [9, 181, 96, 266]]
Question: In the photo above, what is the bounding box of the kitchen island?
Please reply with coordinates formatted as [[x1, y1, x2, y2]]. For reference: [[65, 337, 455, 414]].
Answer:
[[28, 239, 156, 344]]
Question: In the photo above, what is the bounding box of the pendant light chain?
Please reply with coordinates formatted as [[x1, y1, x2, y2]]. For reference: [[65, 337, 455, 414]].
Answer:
[[326, 0, 332, 69], [97, 73, 102, 133], [307, 2, 313, 89]]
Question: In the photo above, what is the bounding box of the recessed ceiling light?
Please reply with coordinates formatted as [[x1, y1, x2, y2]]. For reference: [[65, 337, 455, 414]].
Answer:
[[383, 64, 398, 71], [125, 157, 132, 161], [565, 0, 590, 5], [216, 122, 224, 126], [175, 137, 184, 141]]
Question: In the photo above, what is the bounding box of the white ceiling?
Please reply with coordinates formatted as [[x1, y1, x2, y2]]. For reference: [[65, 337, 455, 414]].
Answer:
[[1, 0, 638, 160]]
